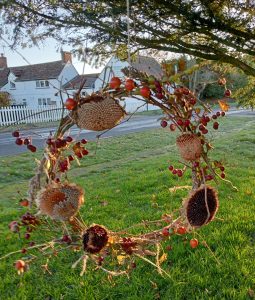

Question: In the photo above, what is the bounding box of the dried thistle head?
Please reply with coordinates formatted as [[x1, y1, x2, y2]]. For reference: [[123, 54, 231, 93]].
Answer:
[[36, 183, 84, 221], [183, 186, 219, 228], [82, 225, 108, 254]]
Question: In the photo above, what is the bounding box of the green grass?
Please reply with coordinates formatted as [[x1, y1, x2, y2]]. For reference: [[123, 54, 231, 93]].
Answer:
[[0, 115, 255, 300]]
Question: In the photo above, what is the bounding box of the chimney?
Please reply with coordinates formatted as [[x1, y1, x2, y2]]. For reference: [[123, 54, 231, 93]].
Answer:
[[61, 51, 72, 64], [0, 54, 7, 69]]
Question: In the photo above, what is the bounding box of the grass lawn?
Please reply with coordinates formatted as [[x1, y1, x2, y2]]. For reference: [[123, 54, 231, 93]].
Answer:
[[0, 115, 254, 300]]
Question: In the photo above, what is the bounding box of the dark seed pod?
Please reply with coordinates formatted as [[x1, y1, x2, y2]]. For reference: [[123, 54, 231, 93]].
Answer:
[[82, 225, 108, 254], [183, 186, 219, 227]]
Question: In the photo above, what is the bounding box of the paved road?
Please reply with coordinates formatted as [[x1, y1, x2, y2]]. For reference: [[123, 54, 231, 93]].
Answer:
[[0, 108, 253, 157]]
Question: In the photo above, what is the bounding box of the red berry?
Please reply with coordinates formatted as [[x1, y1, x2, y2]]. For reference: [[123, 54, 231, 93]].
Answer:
[[216, 111, 221, 117], [65, 98, 77, 110], [168, 165, 174, 171], [169, 124, 176, 131], [212, 115, 217, 120], [29, 242, 35, 247], [55, 138, 63, 148], [172, 169, 177, 175], [156, 93, 164, 99], [213, 122, 219, 130], [221, 111, 226, 117], [62, 235, 71, 243], [140, 86, 151, 98], [12, 131, 20, 137], [20, 199, 29, 207], [184, 120, 190, 127], [76, 152, 83, 159], [205, 174, 213, 181], [220, 166, 225, 172], [193, 161, 199, 168], [183, 88, 190, 95], [190, 238, 199, 248], [205, 116, 210, 123], [177, 119, 183, 126], [162, 227, 170, 237], [21, 248, 27, 254], [24, 138, 30, 145], [25, 233, 31, 239], [160, 120, 168, 128], [199, 124, 205, 131], [177, 226, 187, 235], [55, 178, 60, 183], [27, 144, 37, 152], [82, 149, 89, 156], [125, 79, 136, 91], [109, 77, 121, 89], [14, 260, 26, 272], [177, 169, 183, 177], [81, 139, 88, 144], [221, 173, 226, 178], [46, 138, 52, 145], [15, 138, 23, 146], [202, 129, 208, 134], [189, 98, 196, 105], [65, 136, 73, 143], [68, 155, 74, 162], [224, 89, 232, 97]]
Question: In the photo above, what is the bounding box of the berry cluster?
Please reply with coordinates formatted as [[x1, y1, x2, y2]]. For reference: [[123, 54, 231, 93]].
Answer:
[[168, 165, 184, 177], [12, 131, 37, 152], [45, 135, 89, 181]]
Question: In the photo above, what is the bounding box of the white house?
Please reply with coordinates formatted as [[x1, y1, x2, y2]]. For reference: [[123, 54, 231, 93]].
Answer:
[[0, 53, 163, 112], [0, 51, 78, 108]]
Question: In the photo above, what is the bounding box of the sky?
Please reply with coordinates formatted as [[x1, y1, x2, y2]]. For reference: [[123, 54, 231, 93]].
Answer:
[[0, 38, 104, 74]]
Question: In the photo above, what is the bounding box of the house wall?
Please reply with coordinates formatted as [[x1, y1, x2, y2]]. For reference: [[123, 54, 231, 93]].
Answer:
[[0, 62, 79, 108]]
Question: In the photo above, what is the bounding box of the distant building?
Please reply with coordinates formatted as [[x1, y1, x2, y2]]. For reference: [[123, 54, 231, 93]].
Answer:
[[0, 53, 162, 112], [0, 51, 78, 108], [62, 73, 99, 98]]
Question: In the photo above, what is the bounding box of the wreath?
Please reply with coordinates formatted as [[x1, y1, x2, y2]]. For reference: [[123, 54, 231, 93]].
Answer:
[[2, 68, 236, 277]]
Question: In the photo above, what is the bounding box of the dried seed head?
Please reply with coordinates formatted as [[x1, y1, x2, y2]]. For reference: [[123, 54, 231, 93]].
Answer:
[[176, 134, 202, 161], [36, 183, 84, 220], [74, 95, 125, 131], [183, 186, 219, 228], [82, 225, 108, 254]]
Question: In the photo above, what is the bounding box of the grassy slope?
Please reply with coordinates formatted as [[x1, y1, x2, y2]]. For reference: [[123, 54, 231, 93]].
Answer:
[[0, 116, 255, 300]]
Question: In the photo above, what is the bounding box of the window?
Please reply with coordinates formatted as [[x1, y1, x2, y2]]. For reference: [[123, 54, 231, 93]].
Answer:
[[22, 99, 27, 106], [38, 98, 52, 106], [10, 81, 16, 89], [43, 98, 47, 105], [47, 98, 51, 105], [38, 98, 42, 106], [36, 80, 50, 88]]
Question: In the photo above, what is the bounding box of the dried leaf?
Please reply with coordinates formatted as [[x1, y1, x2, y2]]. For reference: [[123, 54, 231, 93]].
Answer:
[[117, 255, 126, 265], [218, 100, 230, 112], [159, 253, 168, 264]]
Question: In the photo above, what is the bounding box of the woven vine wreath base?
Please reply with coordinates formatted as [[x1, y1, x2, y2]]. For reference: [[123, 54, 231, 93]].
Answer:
[[176, 133, 202, 161], [73, 94, 126, 131]]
